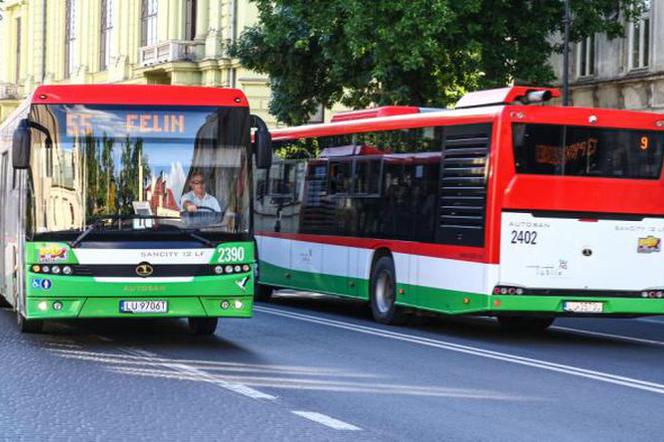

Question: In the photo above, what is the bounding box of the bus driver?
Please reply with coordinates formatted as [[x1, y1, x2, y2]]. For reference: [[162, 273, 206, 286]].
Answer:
[[181, 172, 224, 213]]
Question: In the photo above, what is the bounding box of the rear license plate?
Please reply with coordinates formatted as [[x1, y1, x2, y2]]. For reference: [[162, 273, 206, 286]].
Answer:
[[120, 300, 168, 313], [563, 301, 603, 313]]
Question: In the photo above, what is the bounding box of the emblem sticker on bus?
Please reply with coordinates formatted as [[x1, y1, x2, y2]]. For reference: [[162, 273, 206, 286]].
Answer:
[[31, 279, 52, 290], [38, 245, 68, 262], [637, 236, 661, 254]]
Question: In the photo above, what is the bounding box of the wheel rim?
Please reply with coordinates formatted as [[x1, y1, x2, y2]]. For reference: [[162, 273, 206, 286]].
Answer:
[[375, 270, 394, 315]]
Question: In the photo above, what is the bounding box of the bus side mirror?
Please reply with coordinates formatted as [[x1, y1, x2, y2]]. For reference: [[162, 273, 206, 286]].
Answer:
[[12, 119, 31, 169], [251, 114, 272, 170], [255, 129, 272, 170]]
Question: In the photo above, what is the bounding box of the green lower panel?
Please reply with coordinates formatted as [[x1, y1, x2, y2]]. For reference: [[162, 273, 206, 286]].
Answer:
[[490, 295, 664, 315], [26, 273, 254, 298], [26, 296, 253, 319], [259, 261, 368, 300], [260, 260, 664, 316]]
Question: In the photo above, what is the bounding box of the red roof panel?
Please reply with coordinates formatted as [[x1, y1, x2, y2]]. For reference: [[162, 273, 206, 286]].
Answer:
[[30, 84, 249, 107]]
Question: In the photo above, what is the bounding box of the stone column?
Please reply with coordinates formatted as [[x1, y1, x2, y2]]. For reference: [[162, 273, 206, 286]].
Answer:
[[195, 0, 210, 40]]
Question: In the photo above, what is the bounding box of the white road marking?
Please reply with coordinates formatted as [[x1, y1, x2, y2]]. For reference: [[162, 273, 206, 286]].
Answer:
[[637, 317, 664, 325], [551, 326, 664, 347], [256, 306, 664, 395], [291, 411, 361, 431], [120, 347, 277, 400]]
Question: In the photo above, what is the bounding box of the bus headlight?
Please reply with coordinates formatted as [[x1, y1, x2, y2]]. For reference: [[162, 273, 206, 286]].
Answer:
[[214, 265, 224, 275], [234, 300, 243, 309], [62, 266, 72, 275], [51, 266, 61, 274]]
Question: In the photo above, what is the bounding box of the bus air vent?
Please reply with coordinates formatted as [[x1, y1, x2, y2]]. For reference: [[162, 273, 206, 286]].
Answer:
[[437, 124, 492, 247]]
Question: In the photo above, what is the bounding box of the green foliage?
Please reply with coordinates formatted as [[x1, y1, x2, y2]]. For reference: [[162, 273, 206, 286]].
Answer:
[[232, 0, 646, 125], [83, 134, 149, 219]]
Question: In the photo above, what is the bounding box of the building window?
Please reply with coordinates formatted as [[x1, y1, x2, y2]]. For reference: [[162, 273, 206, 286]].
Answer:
[[64, 0, 77, 78], [185, 0, 197, 40], [15, 18, 22, 82], [628, 1, 650, 70], [141, 0, 158, 46], [100, 0, 113, 71], [576, 35, 595, 77]]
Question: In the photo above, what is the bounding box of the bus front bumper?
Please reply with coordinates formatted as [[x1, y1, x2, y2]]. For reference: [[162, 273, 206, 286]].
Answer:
[[488, 294, 664, 316], [25, 295, 253, 319]]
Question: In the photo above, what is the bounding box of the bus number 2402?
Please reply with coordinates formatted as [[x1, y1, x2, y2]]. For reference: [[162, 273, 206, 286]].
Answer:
[[511, 230, 538, 245], [218, 247, 245, 263]]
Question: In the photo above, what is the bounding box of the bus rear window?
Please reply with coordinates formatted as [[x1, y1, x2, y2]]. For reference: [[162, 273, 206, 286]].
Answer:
[[513, 124, 664, 179]]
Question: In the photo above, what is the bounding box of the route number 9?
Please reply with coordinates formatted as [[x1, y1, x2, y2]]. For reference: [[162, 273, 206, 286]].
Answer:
[[641, 136, 649, 151], [218, 247, 245, 263]]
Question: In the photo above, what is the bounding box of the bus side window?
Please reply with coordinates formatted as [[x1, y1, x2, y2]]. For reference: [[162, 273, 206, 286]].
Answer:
[[353, 159, 381, 195], [329, 161, 351, 195]]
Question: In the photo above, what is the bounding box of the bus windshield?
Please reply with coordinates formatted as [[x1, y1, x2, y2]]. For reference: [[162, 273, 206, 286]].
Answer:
[[513, 123, 664, 179], [27, 104, 250, 236]]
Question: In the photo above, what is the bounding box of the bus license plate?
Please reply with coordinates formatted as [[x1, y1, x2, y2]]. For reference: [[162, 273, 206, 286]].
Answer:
[[120, 300, 168, 314], [563, 301, 603, 313]]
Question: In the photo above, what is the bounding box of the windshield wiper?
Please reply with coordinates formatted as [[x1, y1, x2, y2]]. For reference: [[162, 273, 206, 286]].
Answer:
[[182, 229, 216, 248], [70, 219, 104, 248]]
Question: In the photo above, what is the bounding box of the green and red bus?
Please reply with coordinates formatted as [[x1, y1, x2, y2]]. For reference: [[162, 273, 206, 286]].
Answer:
[[254, 86, 664, 330], [0, 84, 272, 334]]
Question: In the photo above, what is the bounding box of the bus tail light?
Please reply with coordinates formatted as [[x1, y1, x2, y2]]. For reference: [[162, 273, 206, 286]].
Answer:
[[493, 286, 525, 295]]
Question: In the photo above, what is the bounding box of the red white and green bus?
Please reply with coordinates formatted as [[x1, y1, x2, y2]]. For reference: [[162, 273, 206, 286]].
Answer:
[[254, 86, 664, 330], [0, 84, 272, 334]]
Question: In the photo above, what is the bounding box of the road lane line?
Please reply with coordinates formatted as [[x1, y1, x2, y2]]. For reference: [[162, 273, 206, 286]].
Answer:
[[292, 411, 361, 431], [120, 348, 277, 400], [637, 317, 664, 325], [256, 306, 664, 395], [551, 325, 664, 347]]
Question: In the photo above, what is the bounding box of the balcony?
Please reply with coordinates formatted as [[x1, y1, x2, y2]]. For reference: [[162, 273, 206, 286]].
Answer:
[[139, 40, 204, 67], [0, 83, 19, 100]]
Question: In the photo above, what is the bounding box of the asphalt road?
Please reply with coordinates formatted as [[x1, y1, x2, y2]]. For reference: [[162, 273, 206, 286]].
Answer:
[[2, 291, 664, 441]]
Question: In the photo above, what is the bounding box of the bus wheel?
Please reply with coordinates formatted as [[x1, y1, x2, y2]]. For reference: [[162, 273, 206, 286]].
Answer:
[[0, 294, 11, 308], [17, 313, 44, 334], [370, 256, 407, 325], [254, 283, 274, 302], [188, 317, 218, 336], [497, 316, 554, 333]]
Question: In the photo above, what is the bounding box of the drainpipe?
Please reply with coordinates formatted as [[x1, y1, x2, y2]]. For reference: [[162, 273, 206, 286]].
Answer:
[[41, 0, 47, 83], [562, 0, 571, 106]]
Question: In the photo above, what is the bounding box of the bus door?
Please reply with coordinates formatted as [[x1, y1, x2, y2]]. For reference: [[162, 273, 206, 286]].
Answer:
[[0, 153, 7, 295], [319, 160, 352, 294]]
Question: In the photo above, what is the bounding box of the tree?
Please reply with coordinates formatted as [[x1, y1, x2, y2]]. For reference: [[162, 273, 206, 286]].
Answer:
[[232, 0, 646, 125]]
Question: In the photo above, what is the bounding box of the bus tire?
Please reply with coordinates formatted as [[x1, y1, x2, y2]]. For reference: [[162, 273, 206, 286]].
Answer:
[[17, 313, 44, 334], [497, 316, 554, 333], [0, 294, 11, 308], [370, 256, 407, 325], [254, 283, 273, 302], [188, 317, 218, 336]]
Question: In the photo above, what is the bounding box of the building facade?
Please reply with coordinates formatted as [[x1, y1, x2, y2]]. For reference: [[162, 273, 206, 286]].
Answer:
[[552, 0, 664, 112], [0, 0, 277, 124]]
